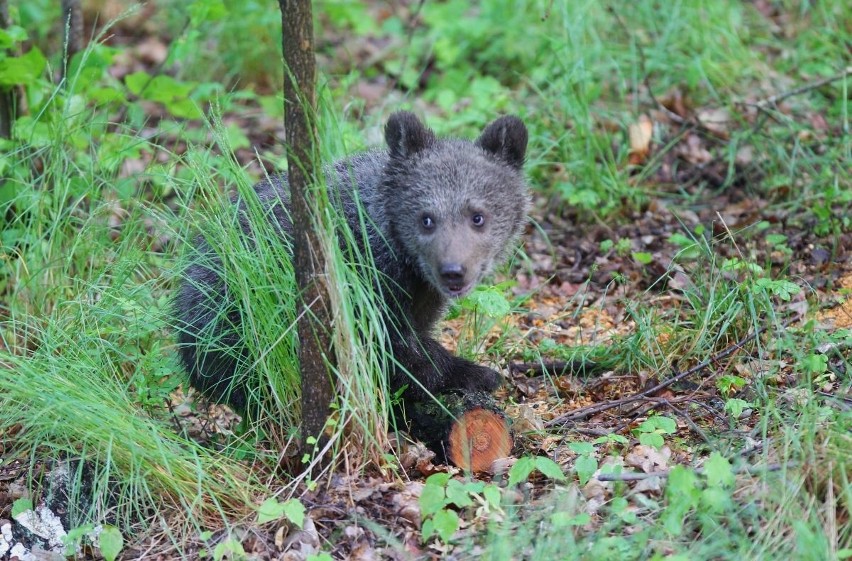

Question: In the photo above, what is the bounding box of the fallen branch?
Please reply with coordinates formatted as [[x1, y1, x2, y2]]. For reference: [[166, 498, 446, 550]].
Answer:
[[594, 461, 794, 482], [749, 67, 851, 108], [546, 323, 775, 428], [509, 359, 603, 377]]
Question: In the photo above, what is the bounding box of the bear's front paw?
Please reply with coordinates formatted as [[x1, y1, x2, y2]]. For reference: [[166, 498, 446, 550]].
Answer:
[[453, 362, 501, 393]]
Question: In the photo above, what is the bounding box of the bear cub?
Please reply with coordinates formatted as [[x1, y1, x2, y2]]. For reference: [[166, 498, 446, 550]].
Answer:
[[175, 112, 529, 411]]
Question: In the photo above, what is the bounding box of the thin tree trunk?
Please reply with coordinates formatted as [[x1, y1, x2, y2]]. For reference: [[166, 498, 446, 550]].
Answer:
[[0, 0, 14, 138], [278, 0, 335, 455]]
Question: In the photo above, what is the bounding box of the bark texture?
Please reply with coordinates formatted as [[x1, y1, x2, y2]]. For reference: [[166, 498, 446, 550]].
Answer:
[[278, 0, 335, 453], [0, 0, 14, 139], [407, 391, 513, 471]]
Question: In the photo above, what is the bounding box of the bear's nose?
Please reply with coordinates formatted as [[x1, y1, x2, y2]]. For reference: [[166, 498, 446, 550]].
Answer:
[[440, 263, 465, 282]]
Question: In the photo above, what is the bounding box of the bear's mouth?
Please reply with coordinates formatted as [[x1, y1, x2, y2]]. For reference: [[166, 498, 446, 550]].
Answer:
[[443, 281, 473, 298]]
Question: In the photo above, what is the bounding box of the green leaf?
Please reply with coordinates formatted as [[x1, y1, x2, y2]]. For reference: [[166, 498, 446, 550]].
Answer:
[[420, 518, 434, 542], [632, 252, 653, 265], [306, 554, 334, 561], [11, 497, 32, 517], [0, 26, 28, 49], [425, 472, 451, 486], [482, 484, 501, 510], [213, 537, 245, 561], [800, 353, 828, 375], [765, 234, 787, 246], [147, 75, 193, 103], [125, 71, 151, 96], [703, 453, 734, 488], [639, 432, 664, 449], [0, 48, 47, 86], [574, 454, 598, 486], [419, 482, 447, 517], [654, 415, 677, 434], [568, 441, 595, 455], [700, 486, 732, 513], [431, 509, 459, 542], [668, 233, 693, 247], [508, 456, 536, 486], [462, 287, 511, 318], [534, 457, 567, 481], [281, 499, 306, 529], [257, 498, 305, 527], [98, 525, 124, 561], [167, 98, 204, 119], [724, 398, 750, 418], [445, 479, 474, 508]]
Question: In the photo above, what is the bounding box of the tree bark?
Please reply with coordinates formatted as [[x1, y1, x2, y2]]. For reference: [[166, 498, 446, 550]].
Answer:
[[278, 0, 335, 455], [0, 0, 14, 138], [407, 391, 513, 472]]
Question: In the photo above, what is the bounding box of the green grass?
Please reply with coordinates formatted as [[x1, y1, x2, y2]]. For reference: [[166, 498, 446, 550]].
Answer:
[[1, 0, 850, 557]]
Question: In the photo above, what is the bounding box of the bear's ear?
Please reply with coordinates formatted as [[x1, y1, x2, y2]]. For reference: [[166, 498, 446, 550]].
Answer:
[[476, 116, 528, 170], [385, 112, 436, 159]]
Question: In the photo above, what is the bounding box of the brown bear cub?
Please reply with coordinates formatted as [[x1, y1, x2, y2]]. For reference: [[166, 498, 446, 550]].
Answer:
[[175, 112, 529, 411]]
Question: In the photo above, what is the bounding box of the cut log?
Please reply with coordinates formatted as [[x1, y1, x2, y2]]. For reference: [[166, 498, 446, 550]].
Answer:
[[405, 391, 513, 471]]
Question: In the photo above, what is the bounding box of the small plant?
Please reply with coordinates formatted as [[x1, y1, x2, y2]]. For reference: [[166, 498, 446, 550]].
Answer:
[[507, 455, 567, 486], [662, 453, 735, 537], [633, 415, 677, 449], [418, 473, 501, 543], [256, 497, 306, 528]]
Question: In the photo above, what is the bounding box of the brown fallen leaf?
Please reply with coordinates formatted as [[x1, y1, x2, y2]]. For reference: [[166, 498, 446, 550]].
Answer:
[[628, 114, 654, 166]]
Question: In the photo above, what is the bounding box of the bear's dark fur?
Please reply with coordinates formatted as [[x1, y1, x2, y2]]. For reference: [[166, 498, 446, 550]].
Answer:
[[175, 112, 529, 411]]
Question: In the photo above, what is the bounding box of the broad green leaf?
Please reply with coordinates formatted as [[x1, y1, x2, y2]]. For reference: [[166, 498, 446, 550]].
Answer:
[[419, 483, 446, 517], [99, 525, 124, 561], [703, 453, 734, 488], [574, 454, 598, 486], [125, 71, 151, 96], [639, 432, 664, 449], [568, 441, 595, 455], [420, 518, 434, 542], [425, 472, 452, 486], [167, 98, 204, 119], [724, 398, 750, 418], [462, 287, 511, 318], [534, 457, 567, 481], [632, 252, 653, 265], [801, 353, 828, 375], [0, 48, 47, 86], [281, 499, 306, 529], [431, 509, 459, 542], [11, 497, 32, 517], [482, 484, 501, 510], [257, 497, 305, 527], [147, 75, 193, 103], [213, 537, 245, 561], [0, 26, 28, 49], [508, 456, 536, 486], [445, 479, 474, 508], [700, 486, 732, 513]]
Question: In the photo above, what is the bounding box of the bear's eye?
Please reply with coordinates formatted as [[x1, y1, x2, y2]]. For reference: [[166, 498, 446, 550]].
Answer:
[[421, 214, 435, 230], [472, 213, 485, 227]]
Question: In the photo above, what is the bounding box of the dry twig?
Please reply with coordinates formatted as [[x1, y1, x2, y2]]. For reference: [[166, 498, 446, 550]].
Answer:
[[546, 323, 778, 428]]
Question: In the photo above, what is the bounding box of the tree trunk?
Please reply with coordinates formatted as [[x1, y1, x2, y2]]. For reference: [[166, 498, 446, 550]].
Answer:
[[278, 0, 335, 455], [407, 391, 514, 472], [61, 0, 83, 79], [0, 0, 14, 138]]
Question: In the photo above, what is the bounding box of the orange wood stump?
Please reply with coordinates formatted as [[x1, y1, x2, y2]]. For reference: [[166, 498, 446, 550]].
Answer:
[[406, 391, 513, 471]]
